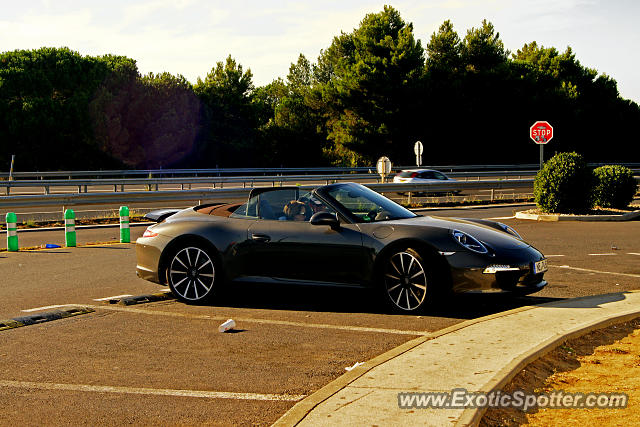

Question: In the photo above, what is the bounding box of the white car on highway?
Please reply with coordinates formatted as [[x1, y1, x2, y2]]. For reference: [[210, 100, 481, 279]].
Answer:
[[392, 169, 460, 195]]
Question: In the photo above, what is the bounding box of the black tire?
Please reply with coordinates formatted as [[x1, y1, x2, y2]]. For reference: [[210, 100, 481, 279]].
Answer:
[[381, 247, 434, 313], [166, 244, 219, 304]]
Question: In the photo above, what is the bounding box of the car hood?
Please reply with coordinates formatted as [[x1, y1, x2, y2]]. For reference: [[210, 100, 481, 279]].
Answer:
[[380, 215, 530, 250]]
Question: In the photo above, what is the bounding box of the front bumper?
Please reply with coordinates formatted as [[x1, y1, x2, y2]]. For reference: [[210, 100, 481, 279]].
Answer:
[[450, 264, 547, 294], [446, 244, 548, 295]]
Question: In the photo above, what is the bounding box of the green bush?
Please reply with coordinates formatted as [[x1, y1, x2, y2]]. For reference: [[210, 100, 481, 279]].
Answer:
[[534, 152, 593, 213], [592, 165, 638, 209]]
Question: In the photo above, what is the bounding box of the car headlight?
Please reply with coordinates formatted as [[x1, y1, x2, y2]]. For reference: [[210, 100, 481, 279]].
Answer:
[[497, 222, 522, 239], [451, 229, 488, 254]]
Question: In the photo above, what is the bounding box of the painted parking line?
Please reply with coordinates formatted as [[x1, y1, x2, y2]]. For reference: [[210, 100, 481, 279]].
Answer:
[[93, 289, 170, 303], [0, 380, 305, 402], [486, 216, 515, 220], [588, 253, 617, 256], [628, 253, 640, 256], [544, 255, 565, 258], [90, 305, 429, 336], [551, 265, 640, 279]]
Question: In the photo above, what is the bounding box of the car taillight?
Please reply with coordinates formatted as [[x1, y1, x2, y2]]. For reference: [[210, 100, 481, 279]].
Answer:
[[142, 227, 158, 238], [410, 172, 418, 178]]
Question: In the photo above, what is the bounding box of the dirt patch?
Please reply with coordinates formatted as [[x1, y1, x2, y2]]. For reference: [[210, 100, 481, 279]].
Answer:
[[481, 318, 640, 426]]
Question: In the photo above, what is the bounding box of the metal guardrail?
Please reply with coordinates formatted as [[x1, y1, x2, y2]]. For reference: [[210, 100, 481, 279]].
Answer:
[[0, 164, 547, 179], [2, 163, 639, 180], [0, 180, 535, 208], [0, 171, 541, 195]]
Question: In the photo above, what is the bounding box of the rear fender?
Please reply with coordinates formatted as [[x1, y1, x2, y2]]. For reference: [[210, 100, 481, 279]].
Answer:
[[158, 235, 224, 285]]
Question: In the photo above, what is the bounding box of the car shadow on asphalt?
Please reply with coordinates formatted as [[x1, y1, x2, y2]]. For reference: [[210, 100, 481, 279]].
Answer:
[[212, 283, 565, 320]]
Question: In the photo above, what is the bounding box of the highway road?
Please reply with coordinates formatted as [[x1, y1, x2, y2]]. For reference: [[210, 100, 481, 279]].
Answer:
[[0, 191, 533, 223], [1, 206, 639, 425], [1, 175, 534, 223]]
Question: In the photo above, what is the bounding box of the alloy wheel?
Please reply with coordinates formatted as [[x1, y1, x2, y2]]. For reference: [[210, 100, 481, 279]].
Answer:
[[384, 251, 428, 311], [168, 246, 216, 301]]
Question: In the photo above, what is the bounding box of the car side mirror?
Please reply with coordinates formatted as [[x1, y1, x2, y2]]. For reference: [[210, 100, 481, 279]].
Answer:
[[310, 212, 340, 229]]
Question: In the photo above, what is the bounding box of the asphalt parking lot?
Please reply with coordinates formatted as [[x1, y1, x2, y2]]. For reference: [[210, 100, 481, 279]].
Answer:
[[0, 208, 638, 425]]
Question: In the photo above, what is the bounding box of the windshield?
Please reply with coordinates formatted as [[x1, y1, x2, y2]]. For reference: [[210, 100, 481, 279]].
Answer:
[[321, 183, 417, 223]]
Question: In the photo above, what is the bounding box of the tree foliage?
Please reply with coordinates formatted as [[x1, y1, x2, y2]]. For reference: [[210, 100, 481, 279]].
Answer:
[[253, 55, 326, 166], [1, 8, 640, 172], [312, 6, 425, 166], [0, 47, 121, 170], [462, 20, 508, 72], [90, 71, 200, 168], [193, 55, 260, 167]]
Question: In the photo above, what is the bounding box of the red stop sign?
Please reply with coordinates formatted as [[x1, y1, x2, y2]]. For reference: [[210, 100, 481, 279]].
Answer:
[[530, 121, 553, 144]]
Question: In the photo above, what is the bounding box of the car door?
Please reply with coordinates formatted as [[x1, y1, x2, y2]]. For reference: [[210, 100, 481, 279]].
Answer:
[[246, 219, 367, 285]]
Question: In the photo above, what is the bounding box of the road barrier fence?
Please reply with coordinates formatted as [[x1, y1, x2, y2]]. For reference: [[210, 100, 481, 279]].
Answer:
[[0, 164, 548, 180], [0, 164, 637, 209], [0, 180, 537, 209], [0, 171, 545, 196]]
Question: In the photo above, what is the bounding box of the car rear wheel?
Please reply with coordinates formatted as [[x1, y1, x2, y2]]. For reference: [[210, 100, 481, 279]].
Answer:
[[382, 248, 432, 312], [167, 245, 218, 303]]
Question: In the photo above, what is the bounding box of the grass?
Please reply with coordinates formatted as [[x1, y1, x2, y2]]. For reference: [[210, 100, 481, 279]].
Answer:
[[21, 219, 37, 228], [400, 193, 534, 209]]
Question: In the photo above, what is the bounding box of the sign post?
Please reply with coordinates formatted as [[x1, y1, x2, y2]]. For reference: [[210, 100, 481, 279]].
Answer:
[[376, 156, 392, 183], [9, 155, 15, 181], [414, 141, 423, 167], [530, 121, 553, 169]]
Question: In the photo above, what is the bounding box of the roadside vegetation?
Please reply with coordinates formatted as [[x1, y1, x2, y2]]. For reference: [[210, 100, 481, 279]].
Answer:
[[1, 6, 639, 171]]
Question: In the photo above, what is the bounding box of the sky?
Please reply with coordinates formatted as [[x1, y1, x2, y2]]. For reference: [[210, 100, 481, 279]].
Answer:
[[1, 0, 639, 103]]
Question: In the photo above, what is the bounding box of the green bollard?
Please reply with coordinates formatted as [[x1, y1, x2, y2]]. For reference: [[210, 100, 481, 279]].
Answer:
[[64, 209, 76, 247], [6, 212, 18, 252], [119, 206, 130, 243]]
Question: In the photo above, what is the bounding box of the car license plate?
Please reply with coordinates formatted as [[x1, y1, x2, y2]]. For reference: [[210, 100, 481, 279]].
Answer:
[[533, 259, 548, 274]]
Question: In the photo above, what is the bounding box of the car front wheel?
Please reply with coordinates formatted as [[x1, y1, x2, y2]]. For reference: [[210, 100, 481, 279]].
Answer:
[[382, 248, 432, 312], [167, 245, 218, 303]]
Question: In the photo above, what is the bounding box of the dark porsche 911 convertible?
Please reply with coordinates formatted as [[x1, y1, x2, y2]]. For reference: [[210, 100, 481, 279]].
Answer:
[[136, 182, 547, 312]]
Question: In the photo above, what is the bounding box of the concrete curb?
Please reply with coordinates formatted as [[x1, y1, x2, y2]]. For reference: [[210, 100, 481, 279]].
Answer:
[[274, 291, 640, 427], [457, 293, 640, 426], [413, 202, 534, 213], [273, 304, 540, 427], [515, 209, 640, 222]]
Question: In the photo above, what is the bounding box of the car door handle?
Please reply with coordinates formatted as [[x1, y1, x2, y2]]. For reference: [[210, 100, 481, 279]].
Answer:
[[251, 233, 271, 242]]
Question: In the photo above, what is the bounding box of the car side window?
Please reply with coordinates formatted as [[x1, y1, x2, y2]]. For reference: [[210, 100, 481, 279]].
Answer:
[[298, 192, 336, 218], [420, 171, 434, 179], [330, 188, 379, 221], [229, 199, 258, 219], [434, 172, 447, 180], [231, 189, 335, 221], [259, 189, 299, 220]]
